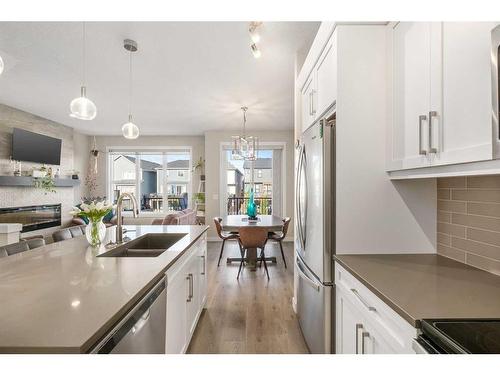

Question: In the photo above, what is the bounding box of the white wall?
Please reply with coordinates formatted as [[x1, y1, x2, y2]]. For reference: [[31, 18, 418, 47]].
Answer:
[[335, 25, 436, 254], [204, 130, 295, 240]]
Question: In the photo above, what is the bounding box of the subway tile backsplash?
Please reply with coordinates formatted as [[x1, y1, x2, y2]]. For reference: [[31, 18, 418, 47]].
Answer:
[[437, 176, 500, 275]]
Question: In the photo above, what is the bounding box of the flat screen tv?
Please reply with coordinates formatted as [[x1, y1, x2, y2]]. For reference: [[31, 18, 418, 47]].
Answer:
[[12, 128, 62, 166]]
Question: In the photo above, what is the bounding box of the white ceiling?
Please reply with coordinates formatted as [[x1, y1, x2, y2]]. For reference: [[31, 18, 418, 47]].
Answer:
[[0, 22, 319, 136]]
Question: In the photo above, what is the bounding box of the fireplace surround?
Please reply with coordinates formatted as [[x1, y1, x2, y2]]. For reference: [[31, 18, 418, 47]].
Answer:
[[0, 204, 61, 233]]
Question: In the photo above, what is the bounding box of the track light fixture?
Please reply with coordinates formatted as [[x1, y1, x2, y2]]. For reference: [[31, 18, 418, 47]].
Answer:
[[249, 22, 262, 59]]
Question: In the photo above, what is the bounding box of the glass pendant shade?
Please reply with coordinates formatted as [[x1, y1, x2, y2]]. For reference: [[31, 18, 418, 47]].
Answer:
[[245, 136, 259, 161], [231, 106, 258, 160], [70, 86, 97, 120], [122, 115, 140, 139], [0, 55, 4, 75]]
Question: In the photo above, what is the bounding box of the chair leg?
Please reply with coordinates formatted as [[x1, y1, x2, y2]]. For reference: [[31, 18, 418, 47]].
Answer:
[[217, 239, 226, 267], [260, 247, 270, 280], [237, 249, 246, 280], [258, 248, 264, 268], [279, 241, 287, 268]]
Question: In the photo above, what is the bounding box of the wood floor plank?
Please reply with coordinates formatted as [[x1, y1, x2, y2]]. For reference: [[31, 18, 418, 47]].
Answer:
[[187, 241, 309, 354]]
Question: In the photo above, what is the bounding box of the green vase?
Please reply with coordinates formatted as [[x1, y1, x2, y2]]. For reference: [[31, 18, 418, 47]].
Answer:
[[247, 188, 257, 219]]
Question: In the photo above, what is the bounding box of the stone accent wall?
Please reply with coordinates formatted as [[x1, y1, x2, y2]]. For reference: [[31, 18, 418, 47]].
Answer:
[[0, 103, 89, 239]]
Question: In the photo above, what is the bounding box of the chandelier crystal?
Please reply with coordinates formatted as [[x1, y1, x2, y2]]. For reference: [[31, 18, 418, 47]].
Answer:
[[231, 107, 258, 161]]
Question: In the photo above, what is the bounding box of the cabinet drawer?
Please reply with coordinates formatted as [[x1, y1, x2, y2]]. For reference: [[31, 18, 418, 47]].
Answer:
[[335, 262, 417, 353]]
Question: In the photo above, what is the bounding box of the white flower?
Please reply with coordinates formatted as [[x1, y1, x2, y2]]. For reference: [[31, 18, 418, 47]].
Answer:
[[69, 206, 82, 216], [96, 201, 104, 210], [80, 203, 90, 213]]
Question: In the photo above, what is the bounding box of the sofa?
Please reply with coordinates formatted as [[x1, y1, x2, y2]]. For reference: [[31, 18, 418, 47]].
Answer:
[[152, 209, 198, 225]]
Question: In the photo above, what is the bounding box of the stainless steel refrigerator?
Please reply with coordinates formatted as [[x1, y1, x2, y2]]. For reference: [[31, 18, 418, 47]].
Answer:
[[295, 107, 336, 354]]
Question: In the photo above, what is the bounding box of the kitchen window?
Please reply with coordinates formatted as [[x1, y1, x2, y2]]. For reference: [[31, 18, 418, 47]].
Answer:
[[108, 148, 192, 214]]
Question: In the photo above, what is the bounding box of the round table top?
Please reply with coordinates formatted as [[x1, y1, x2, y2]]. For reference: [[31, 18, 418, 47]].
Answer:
[[221, 215, 284, 232]]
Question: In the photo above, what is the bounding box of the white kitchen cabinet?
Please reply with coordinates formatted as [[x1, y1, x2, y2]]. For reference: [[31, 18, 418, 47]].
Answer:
[[299, 29, 338, 134], [165, 257, 188, 354], [300, 74, 316, 133], [314, 30, 337, 118], [165, 233, 207, 354], [439, 22, 496, 166], [336, 287, 363, 354], [388, 22, 440, 170], [388, 22, 498, 174], [335, 262, 417, 354]]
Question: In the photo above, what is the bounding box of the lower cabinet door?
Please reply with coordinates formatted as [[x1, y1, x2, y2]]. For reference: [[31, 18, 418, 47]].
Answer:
[[359, 321, 396, 354], [186, 254, 201, 339], [336, 288, 364, 354], [166, 268, 188, 354], [198, 238, 207, 308]]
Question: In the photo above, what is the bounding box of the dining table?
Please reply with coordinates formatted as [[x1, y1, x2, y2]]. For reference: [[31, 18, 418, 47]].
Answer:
[[221, 214, 284, 271]]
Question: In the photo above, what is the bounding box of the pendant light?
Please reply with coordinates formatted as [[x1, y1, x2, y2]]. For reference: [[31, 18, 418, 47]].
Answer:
[[70, 22, 97, 120], [122, 39, 140, 140], [231, 106, 258, 161]]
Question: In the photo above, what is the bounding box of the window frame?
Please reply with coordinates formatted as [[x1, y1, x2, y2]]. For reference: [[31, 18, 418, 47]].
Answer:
[[106, 146, 192, 217]]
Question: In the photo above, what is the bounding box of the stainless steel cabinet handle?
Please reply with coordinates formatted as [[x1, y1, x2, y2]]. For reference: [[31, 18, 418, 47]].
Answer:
[[311, 90, 316, 115], [350, 288, 377, 312], [428, 111, 438, 153], [200, 255, 206, 275], [309, 92, 313, 115], [186, 274, 193, 302], [419, 115, 427, 155], [361, 331, 370, 354], [355, 323, 363, 354]]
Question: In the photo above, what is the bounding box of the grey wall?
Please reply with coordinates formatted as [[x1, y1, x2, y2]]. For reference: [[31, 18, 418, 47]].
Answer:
[[0, 103, 90, 239]]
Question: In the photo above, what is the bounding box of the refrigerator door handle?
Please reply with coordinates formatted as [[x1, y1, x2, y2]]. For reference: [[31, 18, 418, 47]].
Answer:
[[299, 145, 307, 250], [296, 258, 321, 292], [296, 144, 306, 251]]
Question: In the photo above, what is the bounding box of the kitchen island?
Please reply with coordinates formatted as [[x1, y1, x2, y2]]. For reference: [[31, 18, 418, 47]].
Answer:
[[0, 225, 208, 353]]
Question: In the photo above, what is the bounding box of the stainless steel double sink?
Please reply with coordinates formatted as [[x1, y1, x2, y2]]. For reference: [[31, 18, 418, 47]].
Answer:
[[98, 233, 186, 258]]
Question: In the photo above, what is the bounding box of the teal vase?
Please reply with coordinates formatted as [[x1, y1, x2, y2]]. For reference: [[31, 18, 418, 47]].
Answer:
[[247, 188, 257, 219]]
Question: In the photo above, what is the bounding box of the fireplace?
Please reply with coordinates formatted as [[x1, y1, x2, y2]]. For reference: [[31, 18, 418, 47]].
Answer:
[[0, 204, 61, 233]]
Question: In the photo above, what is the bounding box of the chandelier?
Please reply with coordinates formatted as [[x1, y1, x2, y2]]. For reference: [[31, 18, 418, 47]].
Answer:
[[231, 106, 259, 161]]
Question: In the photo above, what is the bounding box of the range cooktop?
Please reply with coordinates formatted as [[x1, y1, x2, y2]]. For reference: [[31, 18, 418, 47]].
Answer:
[[420, 319, 500, 354]]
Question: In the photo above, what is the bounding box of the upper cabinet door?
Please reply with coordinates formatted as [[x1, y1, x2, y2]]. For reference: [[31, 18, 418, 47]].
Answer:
[[315, 30, 338, 117], [390, 22, 435, 169], [436, 22, 496, 166], [301, 75, 316, 132]]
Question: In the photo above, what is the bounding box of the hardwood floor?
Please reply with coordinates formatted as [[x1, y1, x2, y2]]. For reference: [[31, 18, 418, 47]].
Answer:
[[187, 240, 309, 354]]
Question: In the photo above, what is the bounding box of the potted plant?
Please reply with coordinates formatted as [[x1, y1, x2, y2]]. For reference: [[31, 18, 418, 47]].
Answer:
[[70, 200, 114, 247], [194, 192, 205, 204], [33, 174, 56, 194]]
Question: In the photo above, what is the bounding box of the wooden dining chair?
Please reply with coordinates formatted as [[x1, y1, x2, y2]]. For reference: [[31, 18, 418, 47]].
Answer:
[[266, 217, 291, 268], [214, 217, 240, 267], [238, 226, 269, 280]]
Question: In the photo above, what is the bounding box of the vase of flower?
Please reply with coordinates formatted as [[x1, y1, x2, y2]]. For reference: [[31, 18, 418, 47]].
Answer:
[[85, 218, 107, 247], [70, 200, 114, 247]]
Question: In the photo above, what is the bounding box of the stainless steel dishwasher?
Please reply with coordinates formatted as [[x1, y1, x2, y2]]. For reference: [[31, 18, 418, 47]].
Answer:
[[91, 276, 167, 354]]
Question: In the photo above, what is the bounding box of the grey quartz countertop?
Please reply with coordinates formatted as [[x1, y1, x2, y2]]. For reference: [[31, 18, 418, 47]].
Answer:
[[0, 225, 208, 353], [335, 254, 500, 328]]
